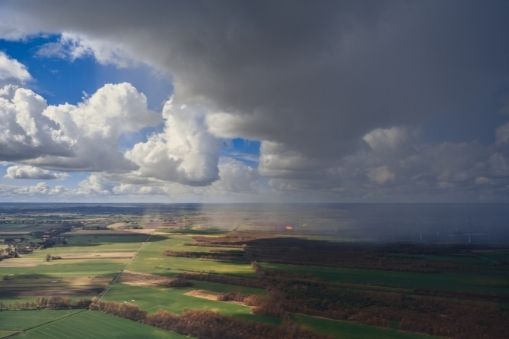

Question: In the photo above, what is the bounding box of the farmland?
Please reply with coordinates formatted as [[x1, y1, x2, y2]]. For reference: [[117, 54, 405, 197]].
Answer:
[[0, 310, 185, 338], [292, 314, 433, 339], [1, 204, 508, 338]]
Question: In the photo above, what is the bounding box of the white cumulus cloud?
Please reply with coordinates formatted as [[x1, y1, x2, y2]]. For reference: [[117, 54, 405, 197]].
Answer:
[[0, 85, 73, 161], [5, 165, 67, 179], [36, 32, 134, 68], [126, 99, 220, 186], [0, 51, 31, 84], [29, 82, 161, 172]]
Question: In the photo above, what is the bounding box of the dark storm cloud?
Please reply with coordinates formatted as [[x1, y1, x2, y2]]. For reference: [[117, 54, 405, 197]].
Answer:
[[2, 0, 509, 200], [3, 1, 508, 151]]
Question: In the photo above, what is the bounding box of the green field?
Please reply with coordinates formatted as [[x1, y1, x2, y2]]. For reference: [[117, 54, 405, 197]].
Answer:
[[0, 330, 18, 338], [261, 262, 509, 295], [0, 261, 125, 278], [0, 310, 81, 331], [293, 314, 434, 339], [0, 310, 187, 338], [103, 283, 251, 315], [127, 235, 255, 277], [64, 234, 155, 246], [190, 280, 265, 296], [102, 282, 276, 325]]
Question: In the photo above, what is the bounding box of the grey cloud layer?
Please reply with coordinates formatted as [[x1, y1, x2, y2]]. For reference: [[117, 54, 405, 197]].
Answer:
[[4, 1, 508, 148]]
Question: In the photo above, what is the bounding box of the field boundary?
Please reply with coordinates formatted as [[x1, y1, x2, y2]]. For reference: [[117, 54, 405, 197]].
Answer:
[[97, 232, 153, 301], [3, 309, 85, 338]]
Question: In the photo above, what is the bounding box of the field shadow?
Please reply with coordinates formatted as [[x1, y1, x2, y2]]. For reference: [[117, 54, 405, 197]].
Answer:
[[63, 234, 167, 247], [0, 273, 105, 299]]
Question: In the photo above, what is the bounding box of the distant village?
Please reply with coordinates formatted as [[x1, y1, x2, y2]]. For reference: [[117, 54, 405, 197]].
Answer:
[[0, 224, 75, 261]]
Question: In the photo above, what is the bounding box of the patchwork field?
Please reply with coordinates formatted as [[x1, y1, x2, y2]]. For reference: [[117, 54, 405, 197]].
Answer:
[[0, 232, 150, 305], [1, 209, 508, 338], [126, 234, 256, 277]]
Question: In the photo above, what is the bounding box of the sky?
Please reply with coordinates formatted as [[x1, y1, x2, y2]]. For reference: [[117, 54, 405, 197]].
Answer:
[[0, 0, 509, 203]]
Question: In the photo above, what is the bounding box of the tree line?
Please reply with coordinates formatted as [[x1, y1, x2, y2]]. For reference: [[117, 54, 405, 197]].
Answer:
[[90, 299, 328, 339]]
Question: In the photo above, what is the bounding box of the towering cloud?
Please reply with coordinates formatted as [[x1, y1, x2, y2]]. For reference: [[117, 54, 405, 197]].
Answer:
[[0, 85, 72, 161], [126, 100, 220, 186]]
